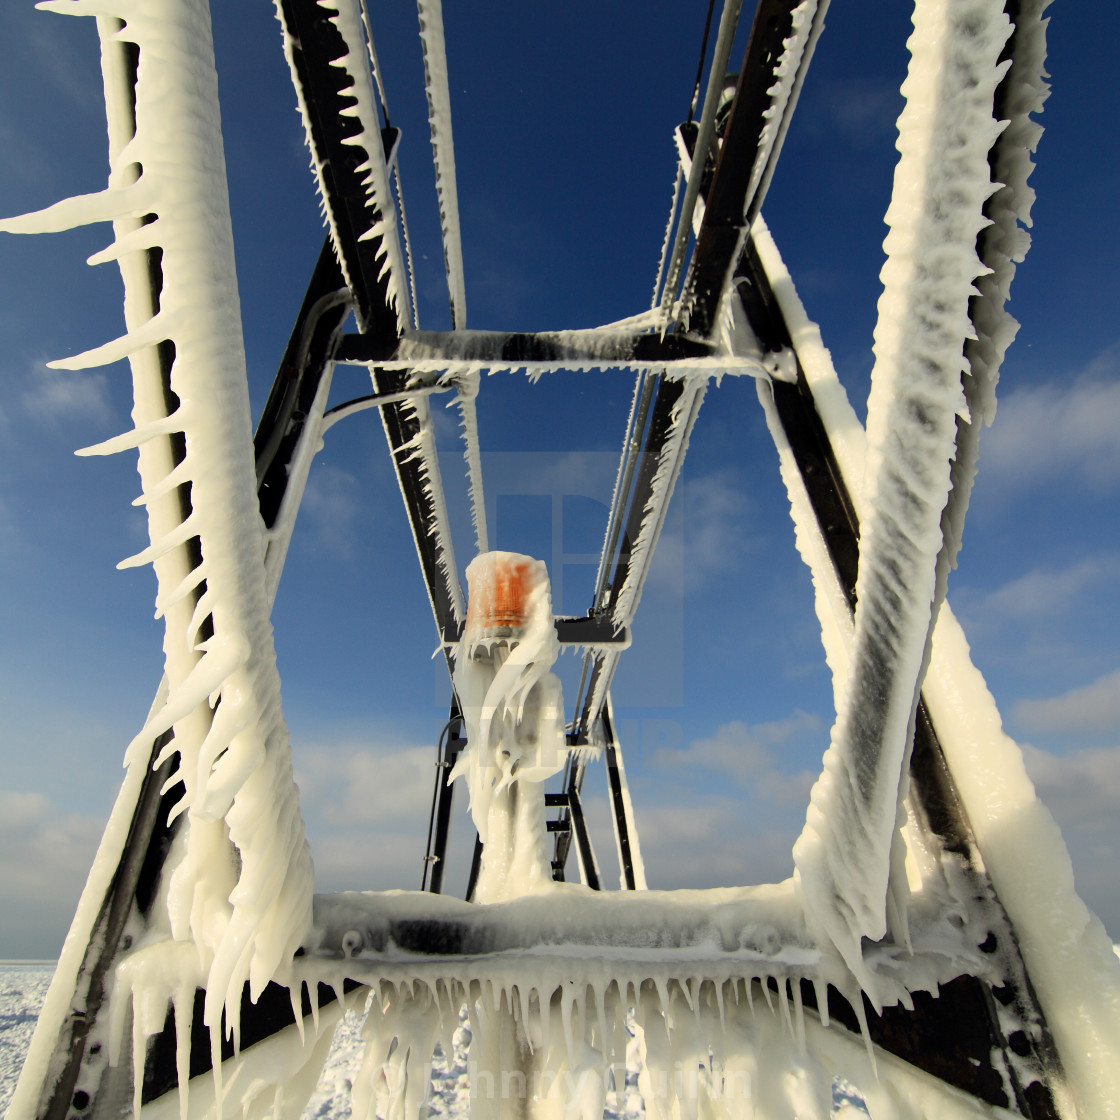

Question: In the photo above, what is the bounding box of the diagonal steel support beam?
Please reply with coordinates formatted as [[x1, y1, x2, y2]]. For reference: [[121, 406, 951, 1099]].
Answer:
[[277, 0, 401, 340], [737, 233, 1063, 1119]]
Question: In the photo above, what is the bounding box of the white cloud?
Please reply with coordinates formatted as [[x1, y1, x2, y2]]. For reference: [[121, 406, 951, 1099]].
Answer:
[[593, 715, 823, 890], [295, 740, 433, 828], [949, 557, 1116, 682], [0, 12, 105, 193], [483, 449, 618, 503], [1014, 667, 1120, 738], [594, 794, 799, 891], [681, 470, 753, 589], [24, 14, 106, 112], [1021, 742, 1120, 936], [1022, 742, 1120, 822], [20, 368, 113, 427], [0, 791, 103, 958], [299, 462, 362, 557], [294, 735, 440, 891], [982, 351, 1120, 491], [650, 713, 820, 804], [307, 828, 431, 893], [808, 78, 902, 148], [972, 557, 1110, 625], [648, 469, 752, 595]]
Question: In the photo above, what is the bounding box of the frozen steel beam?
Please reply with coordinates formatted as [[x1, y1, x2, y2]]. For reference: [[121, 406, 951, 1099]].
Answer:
[[277, 0, 402, 340], [335, 327, 740, 371], [254, 238, 349, 528], [685, 0, 813, 337], [736, 234, 1062, 1120]]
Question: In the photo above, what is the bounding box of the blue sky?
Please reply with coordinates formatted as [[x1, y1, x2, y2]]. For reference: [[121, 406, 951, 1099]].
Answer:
[[1, 0, 1118, 959]]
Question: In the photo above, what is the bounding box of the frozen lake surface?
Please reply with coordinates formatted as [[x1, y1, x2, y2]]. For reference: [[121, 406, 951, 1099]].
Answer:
[[0, 964, 53, 1118]]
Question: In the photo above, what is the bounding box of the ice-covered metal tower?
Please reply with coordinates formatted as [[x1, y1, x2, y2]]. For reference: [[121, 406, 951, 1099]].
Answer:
[[4, 0, 1119, 1118]]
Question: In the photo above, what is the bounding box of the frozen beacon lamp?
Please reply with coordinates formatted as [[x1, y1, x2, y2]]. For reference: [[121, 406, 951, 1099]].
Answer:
[[462, 551, 536, 642]]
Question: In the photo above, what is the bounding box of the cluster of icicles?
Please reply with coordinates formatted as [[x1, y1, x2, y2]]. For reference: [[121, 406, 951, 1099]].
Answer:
[[354, 975, 837, 1120], [113, 951, 984, 1120]]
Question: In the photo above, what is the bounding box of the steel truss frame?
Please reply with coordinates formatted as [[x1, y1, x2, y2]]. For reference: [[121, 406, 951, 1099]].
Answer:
[[13, 1, 1075, 1118]]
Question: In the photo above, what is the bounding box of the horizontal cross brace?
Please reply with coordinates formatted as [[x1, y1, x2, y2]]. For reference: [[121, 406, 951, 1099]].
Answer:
[[446, 614, 631, 650], [310, 887, 817, 961], [303, 889, 979, 996], [335, 327, 774, 375]]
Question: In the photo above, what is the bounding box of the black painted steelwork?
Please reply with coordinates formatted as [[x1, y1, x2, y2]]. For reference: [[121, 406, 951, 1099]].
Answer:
[[421, 708, 465, 894], [571, 374, 690, 747], [556, 371, 701, 880], [374, 364, 463, 651], [276, 0, 401, 340], [684, 0, 802, 337], [274, 2, 462, 656], [545, 789, 601, 890], [601, 704, 640, 891], [336, 328, 724, 368], [255, 238, 349, 529]]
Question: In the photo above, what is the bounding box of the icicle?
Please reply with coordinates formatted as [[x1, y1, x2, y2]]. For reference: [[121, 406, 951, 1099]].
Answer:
[[538, 984, 552, 1061], [593, 982, 609, 1064], [453, 373, 488, 554], [289, 984, 306, 1046], [76, 410, 183, 458], [560, 984, 577, 1064], [173, 988, 192, 1120], [683, 976, 699, 1014], [49, 314, 173, 372], [610, 378, 707, 629], [86, 218, 165, 266], [153, 561, 209, 621], [650, 161, 683, 310], [636, 986, 672, 1120], [279, 0, 409, 331], [792, 977, 806, 1053], [117, 512, 199, 570], [777, 978, 794, 1037], [128, 640, 247, 757], [517, 983, 535, 1054], [850, 984, 877, 1078], [0, 182, 148, 236], [132, 457, 193, 508], [812, 977, 829, 1029], [714, 979, 727, 1027]]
